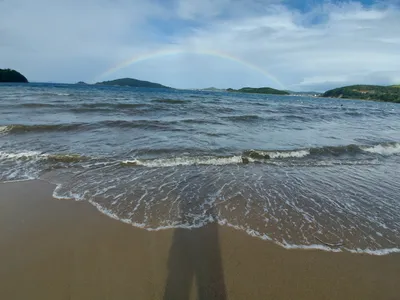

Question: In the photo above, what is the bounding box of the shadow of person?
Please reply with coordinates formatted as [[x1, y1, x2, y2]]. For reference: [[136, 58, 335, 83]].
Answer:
[[163, 207, 227, 300]]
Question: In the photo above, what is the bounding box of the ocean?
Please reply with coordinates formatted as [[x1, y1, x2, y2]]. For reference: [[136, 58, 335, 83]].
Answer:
[[1, 82, 399, 255]]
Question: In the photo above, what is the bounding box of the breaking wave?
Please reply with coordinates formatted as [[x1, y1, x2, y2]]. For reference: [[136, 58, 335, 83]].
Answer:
[[120, 142, 400, 168], [1, 142, 398, 167]]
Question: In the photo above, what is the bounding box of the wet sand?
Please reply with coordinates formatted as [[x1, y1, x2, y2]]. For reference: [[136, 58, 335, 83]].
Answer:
[[0, 180, 399, 300]]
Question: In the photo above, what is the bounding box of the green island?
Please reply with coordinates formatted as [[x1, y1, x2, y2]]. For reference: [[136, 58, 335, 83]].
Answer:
[[201, 87, 226, 92], [0, 69, 28, 83], [96, 78, 170, 89], [227, 87, 290, 95], [322, 85, 400, 103]]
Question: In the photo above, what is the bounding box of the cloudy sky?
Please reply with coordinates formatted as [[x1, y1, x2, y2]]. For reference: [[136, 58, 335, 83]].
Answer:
[[1, 0, 399, 91]]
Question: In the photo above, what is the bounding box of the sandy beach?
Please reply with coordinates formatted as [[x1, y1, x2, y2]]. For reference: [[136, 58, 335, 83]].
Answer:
[[0, 180, 399, 300]]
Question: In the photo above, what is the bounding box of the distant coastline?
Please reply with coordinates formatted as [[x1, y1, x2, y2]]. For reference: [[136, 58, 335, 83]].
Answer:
[[2, 71, 399, 103]]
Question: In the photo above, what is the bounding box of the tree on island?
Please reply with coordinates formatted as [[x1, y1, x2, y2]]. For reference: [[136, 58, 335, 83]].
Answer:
[[96, 78, 170, 89], [0, 69, 29, 83], [322, 85, 400, 103], [227, 87, 289, 95]]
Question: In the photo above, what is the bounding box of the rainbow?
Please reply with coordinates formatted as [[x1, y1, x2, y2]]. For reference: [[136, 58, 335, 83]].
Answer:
[[95, 49, 285, 89]]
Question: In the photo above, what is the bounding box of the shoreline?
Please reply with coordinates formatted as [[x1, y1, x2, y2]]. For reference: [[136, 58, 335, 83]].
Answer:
[[48, 175, 400, 257], [1, 180, 399, 299]]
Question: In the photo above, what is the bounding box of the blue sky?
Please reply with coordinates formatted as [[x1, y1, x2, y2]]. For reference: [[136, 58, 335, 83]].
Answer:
[[1, 0, 399, 91]]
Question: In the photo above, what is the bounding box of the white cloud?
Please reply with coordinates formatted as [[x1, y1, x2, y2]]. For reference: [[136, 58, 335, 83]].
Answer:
[[164, 1, 400, 90], [174, 0, 282, 20], [1, 0, 399, 90], [175, 0, 230, 19], [0, 0, 167, 82]]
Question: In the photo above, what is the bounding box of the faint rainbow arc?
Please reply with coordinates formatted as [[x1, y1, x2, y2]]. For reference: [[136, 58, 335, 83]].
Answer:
[[95, 49, 285, 89]]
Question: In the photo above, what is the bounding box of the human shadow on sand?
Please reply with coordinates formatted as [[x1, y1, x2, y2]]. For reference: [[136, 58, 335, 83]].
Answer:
[[163, 206, 227, 300]]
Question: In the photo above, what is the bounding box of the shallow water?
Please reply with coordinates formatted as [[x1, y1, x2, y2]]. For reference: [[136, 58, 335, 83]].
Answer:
[[1, 82, 400, 255]]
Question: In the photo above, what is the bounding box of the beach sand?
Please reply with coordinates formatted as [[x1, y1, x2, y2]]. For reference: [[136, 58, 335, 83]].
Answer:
[[0, 180, 399, 300]]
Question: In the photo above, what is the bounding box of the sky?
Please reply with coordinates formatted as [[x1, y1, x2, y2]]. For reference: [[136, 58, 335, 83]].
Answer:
[[0, 0, 399, 91]]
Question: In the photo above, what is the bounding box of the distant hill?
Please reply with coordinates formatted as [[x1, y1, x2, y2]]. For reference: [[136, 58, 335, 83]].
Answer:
[[227, 87, 289, 95], [76, 81, 88, 85], [96, 78, 170, 89], [0, 69, 28, 83], [322, 85, 400, 103], [201, 87, 226, 92]]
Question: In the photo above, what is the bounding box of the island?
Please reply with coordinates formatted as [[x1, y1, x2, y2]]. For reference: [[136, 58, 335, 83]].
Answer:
[[322, 85, 400, 103], [201, 87, 226, 92], [0, 69, 28, 83], [96, 78, 170, 89], [227, 87, 289, 95], [76, 81, 88, 85]]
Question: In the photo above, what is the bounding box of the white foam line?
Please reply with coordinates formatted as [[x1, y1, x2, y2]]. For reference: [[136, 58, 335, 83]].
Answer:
[[89, 207, 400, 256], [361, 143, 400, 156], [52, 183, 87, 201], [347, 247, 400, 256], [123, 155, 243, 167], [268, 150, 310, 159], [87, 198, 209, 231], [0, 178, 36, 184], [0, 150, 43, 160], [0, 125, 10, 134], [7, 178, 399, 257]]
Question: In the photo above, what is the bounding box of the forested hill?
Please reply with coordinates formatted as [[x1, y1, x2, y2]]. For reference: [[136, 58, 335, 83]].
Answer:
[[96, 78, 170, 89], [322, 85, 400, 103], [227, 87, 289, 95], [0, 69, 29, 83]]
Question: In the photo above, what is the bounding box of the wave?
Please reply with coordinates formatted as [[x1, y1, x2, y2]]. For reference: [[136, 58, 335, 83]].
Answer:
[[310, 143, 400, 156], [283, 114, 310, 121], [152, 99, 189, 104], [345, 111, 365, 117], [0, 126, 9, 134], [0, 150, 42, 160], [121, 155, 243, 167], [2, 142, 398, 167], [120, 150, 310, 168], [361, 143, 400, 156], [244, 149, 310, 159], [0, 151, 87, 163], [222, 115, 262, 122], [46, 154, 88, 163], [82, 103, 147, 109], [2, 123, 85, 134], [120, 142, 400, 168], [1, 120, 182, 134], [20, 103, 56, 108], [100, 120, 182, 131], [180, 119, 223, 125], [35, 92, 71, 97], [251, 143, 400, 160]]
